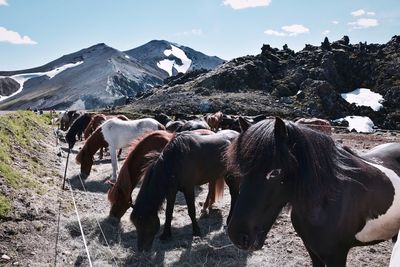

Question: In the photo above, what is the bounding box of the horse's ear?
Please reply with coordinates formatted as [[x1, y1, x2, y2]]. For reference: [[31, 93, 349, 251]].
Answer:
[[238, 117, 251, 132], [274, 117, 288, 142]]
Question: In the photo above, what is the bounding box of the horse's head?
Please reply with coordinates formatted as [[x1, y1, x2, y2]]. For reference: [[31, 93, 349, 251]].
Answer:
[[76, 147, 93, 178], [227, 117, 297, 251], [130, 208, 160, 252]]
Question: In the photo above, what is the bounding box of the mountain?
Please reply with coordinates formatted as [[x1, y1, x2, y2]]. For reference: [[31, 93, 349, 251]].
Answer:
[[126, 36, 400, 130], [0, 41, 224, 110]]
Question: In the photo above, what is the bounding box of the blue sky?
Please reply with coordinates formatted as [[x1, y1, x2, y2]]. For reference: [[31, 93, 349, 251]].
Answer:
[[0, 0, 399, 70]]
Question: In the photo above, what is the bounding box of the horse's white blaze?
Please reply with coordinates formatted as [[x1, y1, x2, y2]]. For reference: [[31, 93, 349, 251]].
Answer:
[[355, 161, 400, 242]]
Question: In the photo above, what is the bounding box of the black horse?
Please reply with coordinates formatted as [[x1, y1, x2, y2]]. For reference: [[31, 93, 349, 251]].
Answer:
[[131, 130, 240, 251], [65, 113, 92, 149], [227, 117, 400, 266]]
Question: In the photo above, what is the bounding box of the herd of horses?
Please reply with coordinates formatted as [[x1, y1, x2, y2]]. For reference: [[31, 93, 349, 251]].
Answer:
[[60, 110, 400, 266]]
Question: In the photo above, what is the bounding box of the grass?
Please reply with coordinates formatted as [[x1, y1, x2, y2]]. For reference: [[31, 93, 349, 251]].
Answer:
[[0, 193, 11, 218], [0, 111, 51, 217]]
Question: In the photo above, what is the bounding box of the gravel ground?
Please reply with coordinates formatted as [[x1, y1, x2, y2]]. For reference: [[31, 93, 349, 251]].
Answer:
[[0, 130, 399, 266]]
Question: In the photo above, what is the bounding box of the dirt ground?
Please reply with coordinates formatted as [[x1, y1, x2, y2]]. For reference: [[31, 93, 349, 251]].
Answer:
[[1, 130, 399, 266]]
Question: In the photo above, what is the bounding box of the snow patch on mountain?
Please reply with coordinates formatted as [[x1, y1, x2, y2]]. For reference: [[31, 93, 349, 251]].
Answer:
[[0, 61, 83, 101], [341, 88, 384, 111], [334, 116, 375, 133], [157, 45, 192, 76]]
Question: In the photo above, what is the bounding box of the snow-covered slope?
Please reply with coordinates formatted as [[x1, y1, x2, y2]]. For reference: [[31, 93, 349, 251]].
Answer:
[[125, 40, 225, 78], [0, 40, 224, 110]]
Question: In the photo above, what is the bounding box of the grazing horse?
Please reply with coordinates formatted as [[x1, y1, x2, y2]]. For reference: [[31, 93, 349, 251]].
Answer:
[[205, 111, 223, 131], [131, 130, 240, 251], [83, 114, 128, 159], [65, 113, 93, 149], [226, 117, 400, 266], [107, 129, 222, 219], [76, 118, 165, 181], [165, 120, 186, 132]]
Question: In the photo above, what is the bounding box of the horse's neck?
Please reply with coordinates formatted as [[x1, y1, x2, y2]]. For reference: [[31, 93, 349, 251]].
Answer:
[[86, 131, 108, 156]]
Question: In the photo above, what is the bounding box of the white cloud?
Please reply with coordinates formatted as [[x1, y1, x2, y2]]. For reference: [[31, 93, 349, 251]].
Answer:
[[351, 9, 366, 17], [0, 0, 8, 6], [322, 30, 330, 35], [174, 28, 203, 36], [223, 0, 272, 10], [348, 18, 378, 29], [332, 20, 339, 25], [0, 27, 37, 45], [264, 29, 286, 36], [351, 9, 376, 17], [264, 24, 309, 37]]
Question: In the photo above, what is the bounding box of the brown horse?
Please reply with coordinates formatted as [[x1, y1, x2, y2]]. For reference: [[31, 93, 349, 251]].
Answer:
[[295, 117, 332, 135], [107, 129, 223, 219], [205, 111, 223, 131]]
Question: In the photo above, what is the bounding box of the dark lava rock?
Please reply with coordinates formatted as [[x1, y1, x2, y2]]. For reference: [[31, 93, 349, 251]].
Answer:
[[0, 77, 19, 96]]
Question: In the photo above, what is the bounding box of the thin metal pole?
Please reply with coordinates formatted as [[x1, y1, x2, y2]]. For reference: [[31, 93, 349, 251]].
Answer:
[[62, 149, 71, 189]]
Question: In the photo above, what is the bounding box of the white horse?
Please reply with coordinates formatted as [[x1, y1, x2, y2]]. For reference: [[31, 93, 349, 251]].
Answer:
[[77, 117, 165, 181], [100, 117, 165, 181], [390, 231, 400, 267]]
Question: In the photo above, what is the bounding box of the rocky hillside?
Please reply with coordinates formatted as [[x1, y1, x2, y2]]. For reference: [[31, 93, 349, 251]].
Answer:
[[127, 36, 400, 130], [0, 41, 224, 110]]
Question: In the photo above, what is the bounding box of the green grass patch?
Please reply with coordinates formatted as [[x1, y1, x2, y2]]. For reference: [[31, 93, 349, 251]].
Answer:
[[0, 193, 11, 218], [0, 111, 50, 192]]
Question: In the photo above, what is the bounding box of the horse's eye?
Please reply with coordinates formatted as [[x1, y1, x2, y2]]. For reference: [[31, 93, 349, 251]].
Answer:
[[265, 169, 282, 180]]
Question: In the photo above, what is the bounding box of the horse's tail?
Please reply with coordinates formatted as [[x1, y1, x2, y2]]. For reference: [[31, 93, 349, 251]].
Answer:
[[213, 177, 225, 203]]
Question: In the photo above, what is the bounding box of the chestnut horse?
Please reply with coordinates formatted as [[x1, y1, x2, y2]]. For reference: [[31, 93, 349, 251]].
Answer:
[[227, 118, 400, 266], [107, 129, 224, 219], [76, 118, 165, 181], [131, 130, 240, 251], [205, 111, 223, 131]]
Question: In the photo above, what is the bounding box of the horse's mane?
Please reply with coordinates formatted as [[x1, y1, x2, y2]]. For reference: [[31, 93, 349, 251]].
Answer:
[[132, 133, 195, 216], [84, 114, 107, 139], [227, 119, 355, 209], [107, 130, 175, 205]]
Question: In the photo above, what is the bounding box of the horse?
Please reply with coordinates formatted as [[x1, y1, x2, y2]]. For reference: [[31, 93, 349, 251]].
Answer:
[[226, 117, 400, 266], [60, 110, 80, 131], [83, 114, 129, 159], [295, 117, 332, 135], [391, 230, 400, 267], [205, 111, 223, 131], [107, 129, 223, 219], [165, 120, 186, 132], [65, 113, 93, 149], [76, 118, 165, 181], [177, 119, 210, 132], [130, 129, 240, 251]]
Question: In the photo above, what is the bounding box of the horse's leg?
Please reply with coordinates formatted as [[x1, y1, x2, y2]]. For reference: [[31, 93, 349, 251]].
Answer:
[[99, 147, 104, 160], [117, 148, 122, 159], [224, 175, 239, 224], [160, 189, 177, 241], [201, 181, 216, 214], [183, 188, 201, 237], [109, 147, 118, 182]]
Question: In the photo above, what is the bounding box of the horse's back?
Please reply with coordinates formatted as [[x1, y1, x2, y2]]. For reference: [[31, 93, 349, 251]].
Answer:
[[363, 143, 400, 170], [101, 118, 162, 148]]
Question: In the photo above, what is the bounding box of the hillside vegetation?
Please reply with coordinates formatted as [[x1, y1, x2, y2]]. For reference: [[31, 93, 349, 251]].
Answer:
[[0, 111, 55, 218]]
